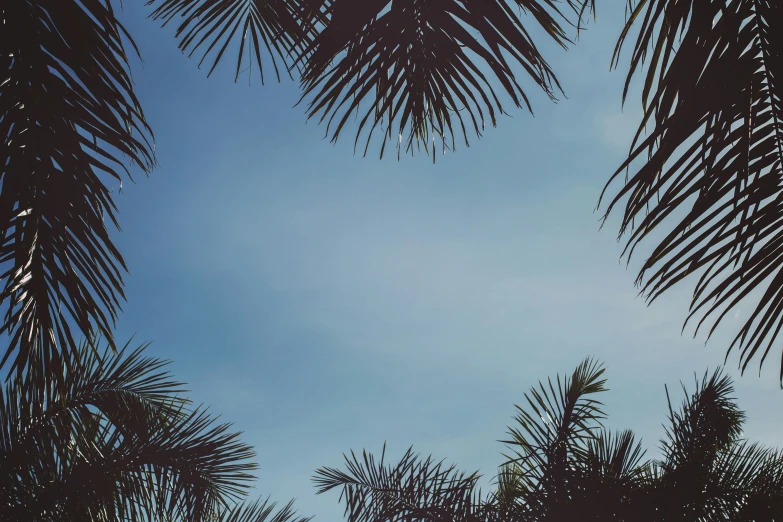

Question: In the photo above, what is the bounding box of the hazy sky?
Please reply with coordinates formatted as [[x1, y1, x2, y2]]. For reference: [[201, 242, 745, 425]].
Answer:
[[112, 3, 783, 521]]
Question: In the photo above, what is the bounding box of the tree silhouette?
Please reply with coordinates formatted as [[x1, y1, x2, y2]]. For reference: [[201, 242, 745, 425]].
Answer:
[[3, 0, 782, 385], [152, 0, 783, 380], [314, 359, 783, 521], [599, 0, 783, 381], [0, 337, 311, 522]]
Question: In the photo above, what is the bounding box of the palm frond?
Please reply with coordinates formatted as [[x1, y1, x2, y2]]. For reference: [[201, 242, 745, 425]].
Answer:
[[220, 497, 313, 522], [298, 0, 596, 161], [660, 368, 744, 473], [147, 0, 317, 83], [0, 338, 258, 522], [497, 358, 607, 519], [648, 370, 781, 520], [3, 337, 187, 468], [313, 443, 485, 522], [0, 0, 155, 380], [51, 406, 258, 522], [707, 441, 783, 519], [727, 443, 783, 520], [598, 0, 783, 379], [566, 429, 651, 522], [585, 429, 648, 482], [317, 360, 783, 522], [500, 357, 607, 490]]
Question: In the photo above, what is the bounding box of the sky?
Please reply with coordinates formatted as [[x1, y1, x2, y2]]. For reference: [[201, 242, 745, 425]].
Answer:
[[110, 3, 783, 521]]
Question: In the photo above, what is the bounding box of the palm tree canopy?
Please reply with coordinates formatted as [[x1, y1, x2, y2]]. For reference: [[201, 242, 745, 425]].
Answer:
[[4, 0, 783, 387], [314, 359, 783, 522], [0, 0, 155, 381], [150, 0, 596, 160], [598, 0, 783, 379], [154, 0, 783, 380], [0, 0, 594, 385], [0, 338, 310, 522]]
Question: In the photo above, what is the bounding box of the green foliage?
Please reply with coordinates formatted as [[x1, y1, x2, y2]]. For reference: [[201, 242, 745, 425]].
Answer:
[[315, 359, 783, 521]]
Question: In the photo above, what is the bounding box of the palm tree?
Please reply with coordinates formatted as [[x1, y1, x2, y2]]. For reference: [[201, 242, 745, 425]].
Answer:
[[0, 337, 310, 522], [313, 359, 783, 521], [598, 0, 783, 382], [3, 0, 782, 384], [0, 0, 590, 383], [1, 0, 156, 382], [152, 0, 783, 380]]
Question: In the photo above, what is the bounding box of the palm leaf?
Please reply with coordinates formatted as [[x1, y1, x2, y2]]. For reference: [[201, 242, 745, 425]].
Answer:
[[3, 337, 187, 468], [585, 429, 648, 482], [0, 338, 259, 522], [147, 0, 318, 82], [219, 497, 313, 522], [710, 441, 783, 520], [313, 443, 486, 522], [0, 0, 155, 381], [297, 0, 596, 161], [651, 369, 779, 520], [499, 358, 607, 491], [497, 358, 607, 519], [660, 368, 744, 473], [648, 368, 742, 520], [598, 0, 783, 379]]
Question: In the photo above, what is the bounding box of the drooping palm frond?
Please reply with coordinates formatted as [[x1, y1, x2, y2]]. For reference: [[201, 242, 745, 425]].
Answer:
[[0, 338, 263, 522], [298, 0, 596, 161], [0, 0, 155, 380], [598, 0, 783, 379], [148, 0, 595, 161], [313, 443, 487, 522], [147, 0, 316, 83]]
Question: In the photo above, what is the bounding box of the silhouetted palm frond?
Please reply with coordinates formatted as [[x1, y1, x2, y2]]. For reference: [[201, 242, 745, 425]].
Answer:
[[500, 358, 606, 490], [599, 0, 783, 379], [0, 0, 155, 380], [313, 443, 486, 522], [0, 338, 261, 522], [585, 429, 648, 482], [147, 0, 316, 83], [709, 440, 783, 520], [498, 357, 607, 519], [298, 0, 596, 161], [318, 359, 783, 522], [220, 497, 313, 522], [652, 368, 780, 521], [660, 368, 744, 473]]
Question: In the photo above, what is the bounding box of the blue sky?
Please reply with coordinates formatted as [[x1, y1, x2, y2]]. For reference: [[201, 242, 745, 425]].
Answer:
[[112, 3, 783, 520]]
